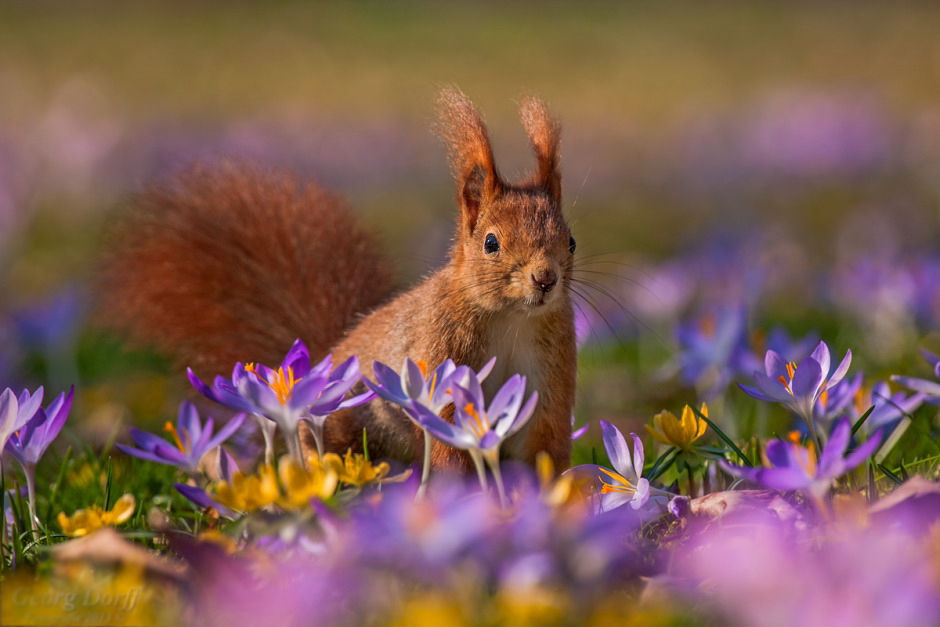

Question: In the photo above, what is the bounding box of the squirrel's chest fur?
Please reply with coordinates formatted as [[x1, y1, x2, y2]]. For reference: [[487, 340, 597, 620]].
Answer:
[[482, 312, 543, 397]]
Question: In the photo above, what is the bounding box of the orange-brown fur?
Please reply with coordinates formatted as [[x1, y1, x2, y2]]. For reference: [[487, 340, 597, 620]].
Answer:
[[101, 88, 576, 472]]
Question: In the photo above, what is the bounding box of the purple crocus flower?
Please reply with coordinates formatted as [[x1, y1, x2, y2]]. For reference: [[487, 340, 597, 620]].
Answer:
[[190, 339, 373, 462], [719, 418, 882, 501], [892, 348, 940, 405], [0, 387, 45, 456], [367, 356, 495, 493], [117, 401, 245, 477], [366, 356, 495, 418], [5, 386, 73, 468], [3, 386, 73, 531], [567, 420, 658, 513], [411, 371, 538, 503], [740, 340, 852, 443]]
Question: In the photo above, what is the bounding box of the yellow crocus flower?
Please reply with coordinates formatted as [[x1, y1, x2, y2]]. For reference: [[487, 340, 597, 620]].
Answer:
[[646, 403, 709, 451], [211, 456, 339, 512], [57, 494, 136, 537], [277, 456, 338, 508], [212, 464, 281, 512], [322, 449, 391, 487]]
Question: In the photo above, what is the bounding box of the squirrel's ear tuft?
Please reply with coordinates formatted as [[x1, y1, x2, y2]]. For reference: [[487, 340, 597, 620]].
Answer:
[[519, 95, 561, 202], [436, 86, 502, 233]]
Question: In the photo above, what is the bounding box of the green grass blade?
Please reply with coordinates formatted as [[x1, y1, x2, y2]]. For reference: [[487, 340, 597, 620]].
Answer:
[[690, 405, 752, 466], [851, 405, 876, 436]]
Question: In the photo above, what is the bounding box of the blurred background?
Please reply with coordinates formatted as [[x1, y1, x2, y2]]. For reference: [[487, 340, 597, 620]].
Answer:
[[1, 2, 938, 450]]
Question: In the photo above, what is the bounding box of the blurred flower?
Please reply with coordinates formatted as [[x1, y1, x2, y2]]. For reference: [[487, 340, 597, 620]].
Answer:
[[0, 387, 44, 455], [740, 340, 852, 443], [116, 401, 245, 477], [211, 455, 339, 513], [861, 381, 925, 434], [57, 494, 136, 537], [571, 415, 589, 441], [676, 305, 752, 397], [670, 508, 940, 627], [892, 348, 940, 405], [719, 418, 882, 501], [11, 285, 86, 355], [813, 372, 863, 423], [646, 403, 708, 451]]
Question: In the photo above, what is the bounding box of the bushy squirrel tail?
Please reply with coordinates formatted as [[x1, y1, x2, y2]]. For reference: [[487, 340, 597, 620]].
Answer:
[[98, 161, 393, 378]]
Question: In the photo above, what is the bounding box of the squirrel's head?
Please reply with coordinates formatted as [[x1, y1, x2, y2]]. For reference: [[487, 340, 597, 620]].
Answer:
[[438, 87, 573, 315]]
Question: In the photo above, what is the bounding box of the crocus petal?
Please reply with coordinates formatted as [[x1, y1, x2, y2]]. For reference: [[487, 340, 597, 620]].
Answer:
[[0, 389, 19, 446], [179, 402, 202, 446], [764, 350, 788, 380], [16, 387, 44, 428], [809, 341, 831, 380], [630, 478, 650, 509], [630, 432, 645, 479], [827, 349, 852, 388], [417, 410, 477, 450], [282, 339, 312, 377], [790, 358, 823, 398], [369, 361, 408, 403], [753, 466, 814, 491], [204, 413, 247, 453], [504, 391, 538, 438], [738, 382, 780, 403], [890, 375, 940, 397], [600, 420, 633, 480], [818, 418, 851, 474], [337, 389, 375, 410], [329, 355, 360, 385], [238, 373, 283, 416], [129, 427, 176, 453], [117, 443, 185, 467], [403, 358, 426, 400], [841, 429, 884, 473], [307, 353, 334, 380], [752, 372, 795, 402], [488, 375, 526, 427], [572, 423, 589, 440], [477, 356, 497, 381], [288, 374, 330, 411], [175, 483, 236, 519], [764, 440, 792, 468]]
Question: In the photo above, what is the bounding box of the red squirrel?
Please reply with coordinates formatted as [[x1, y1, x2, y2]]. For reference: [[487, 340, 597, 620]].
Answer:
[[101, 88, 577, 471]]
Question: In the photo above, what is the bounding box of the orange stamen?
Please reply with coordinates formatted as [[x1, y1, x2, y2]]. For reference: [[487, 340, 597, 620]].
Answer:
[[598, 467, 635, 494], [164, 421, 188, 452], [464, 402, 489, 437]]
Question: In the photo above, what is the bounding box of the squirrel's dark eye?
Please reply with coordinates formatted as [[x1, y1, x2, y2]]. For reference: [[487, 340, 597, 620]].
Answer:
[[484, 233, 500, 254], [569, 236, 577, 254]]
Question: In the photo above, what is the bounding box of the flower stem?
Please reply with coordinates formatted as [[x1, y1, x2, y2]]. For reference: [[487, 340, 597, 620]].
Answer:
[[416, 429, 432, 500], [22, 463, 38, 537], [256, 414, 276, 466], [483, 450, 507, 507], [285, 424, 305, 466], [469, 449, 488, 492]]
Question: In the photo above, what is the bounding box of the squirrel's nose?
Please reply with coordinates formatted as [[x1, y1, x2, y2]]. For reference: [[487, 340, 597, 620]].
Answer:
[[532, 269, 558, 294]]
